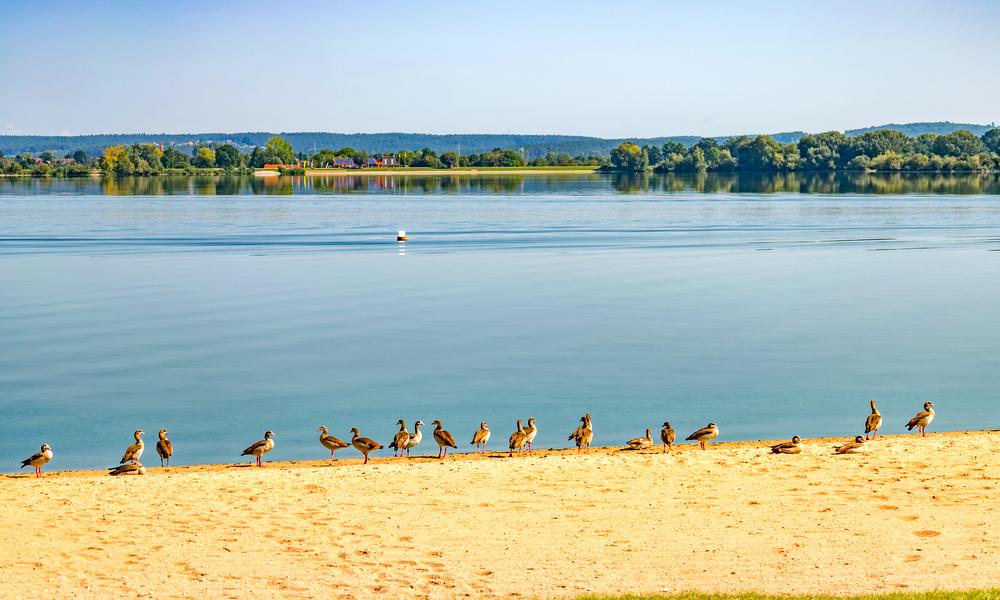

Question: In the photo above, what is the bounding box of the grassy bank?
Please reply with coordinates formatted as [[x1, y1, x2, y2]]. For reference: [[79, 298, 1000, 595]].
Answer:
[[578, 592, 999, 600]]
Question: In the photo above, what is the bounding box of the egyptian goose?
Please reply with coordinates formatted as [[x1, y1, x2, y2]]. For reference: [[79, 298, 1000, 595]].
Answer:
[[20, 444, 53, 477], [568, 414, 593, 451], [523, 417, 537, 451], [770, 435, 802, 454], [120, 429, 144, 464], [351, 428, 381, 464], [626, 428, 653, 450], [403, 420, 424, 457], [241, 430, 275, 467], [660, 421, 675, 453], [431, 420, 458, 459], [508, 419, 528, 456], [865, 400, 882, 440], [685, 422, 719, 450], [108, 463, 146, 476], [906, 402, 936, 436], [388, 419, 411, 458], [835, 435, 867, 454], [471, 421, 490, 453], [317, 426, 349, 460], [155, 429, 173, 467]]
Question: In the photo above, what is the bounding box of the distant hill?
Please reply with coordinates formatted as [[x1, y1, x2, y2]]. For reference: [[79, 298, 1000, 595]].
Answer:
[[0, 122, 995, 158], [845, 121, 996, 138], [0, 132, 702, 160]]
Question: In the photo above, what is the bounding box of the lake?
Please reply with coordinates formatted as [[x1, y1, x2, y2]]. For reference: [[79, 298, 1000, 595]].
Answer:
[[2, 173, 999, 471]]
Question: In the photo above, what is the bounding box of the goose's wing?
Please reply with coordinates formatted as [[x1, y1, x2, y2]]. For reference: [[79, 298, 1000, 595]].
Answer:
[[661, 428, 676, 444], [568, 425, 583, 441], [21, 451, 44, 467], [391, 431, 409, 450], [120, 443, 141, 463], [324, 435, 349, 449], [439, 430, 458, 448], [472, 429, 488, 444], [906, 410, 931, 429], [241, 439, 266, 456], [865, 414, 881, 432], [686, 427, 712, 441], [357, 437, 382, 450], [157, 440, 173, 458]]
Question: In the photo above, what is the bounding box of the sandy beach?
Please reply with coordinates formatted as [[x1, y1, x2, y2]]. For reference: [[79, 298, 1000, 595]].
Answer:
[[3, 430, 998, 599]]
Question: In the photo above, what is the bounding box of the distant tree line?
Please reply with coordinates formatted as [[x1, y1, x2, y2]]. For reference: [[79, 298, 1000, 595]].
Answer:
[[607, 128, 1000, 173], [5, 129, 999, 177]]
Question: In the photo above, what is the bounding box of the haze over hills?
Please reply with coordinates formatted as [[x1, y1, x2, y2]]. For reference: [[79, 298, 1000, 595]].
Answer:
[[0, 122, 994, 159]]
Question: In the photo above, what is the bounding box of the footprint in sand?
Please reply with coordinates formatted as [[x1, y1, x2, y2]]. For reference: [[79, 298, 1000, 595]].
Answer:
[[877, 505, 899, 510], [900, 515, 919, 522], [913, 530, 941, 537], [904, 554, 922, 562]]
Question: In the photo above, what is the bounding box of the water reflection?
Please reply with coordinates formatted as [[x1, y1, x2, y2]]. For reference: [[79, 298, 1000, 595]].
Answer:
[[2, 172, 1000, 196]]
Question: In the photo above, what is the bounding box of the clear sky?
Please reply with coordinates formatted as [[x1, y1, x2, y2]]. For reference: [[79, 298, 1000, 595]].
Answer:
[[1, 0, 998, 137]]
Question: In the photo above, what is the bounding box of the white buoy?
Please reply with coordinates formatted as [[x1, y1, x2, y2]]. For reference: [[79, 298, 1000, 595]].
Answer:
[[397, 230, 407, 242]]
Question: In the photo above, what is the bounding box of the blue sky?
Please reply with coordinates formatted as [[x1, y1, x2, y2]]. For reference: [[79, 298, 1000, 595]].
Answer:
[[1, 0, 998, 137]]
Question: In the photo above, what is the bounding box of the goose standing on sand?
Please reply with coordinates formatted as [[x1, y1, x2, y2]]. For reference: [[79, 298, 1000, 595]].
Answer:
[[403, 419, 424, 457], [241, 430, 275, 467], [317, 426, 349, 460], [20, 444, 53, 477], [120, 429, 145, 465], [626, 428, 654, 450], [471, 421, 491, 453], [835, 435, 867, 454], [108, 463, 146, 476], [685, 422, 719, 450], [509, 419, 528, 456], [431, 420, 458, 459], [568, 413, 593, 451], [350, 427, 381, 464], [523, 417, 538, 452], [155, 429, 173, 467], [865, 400, 882, 440], [388, 419, 411, 458], [770, 436, 803, 454], [906, 402, 936, 436], [660, 422, 675, 453]]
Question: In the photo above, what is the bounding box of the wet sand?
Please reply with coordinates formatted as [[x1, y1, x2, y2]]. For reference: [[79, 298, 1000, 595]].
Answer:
[[2, 431, 998, 598]]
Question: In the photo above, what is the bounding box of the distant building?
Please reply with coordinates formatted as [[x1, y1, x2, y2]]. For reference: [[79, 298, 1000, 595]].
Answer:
[[381, 155, 399, 167], [333, 157, 356, 168]]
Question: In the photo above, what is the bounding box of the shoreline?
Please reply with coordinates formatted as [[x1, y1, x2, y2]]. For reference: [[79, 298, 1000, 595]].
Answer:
[[3, 430, 999, 598], [2, 429, 993, 479]]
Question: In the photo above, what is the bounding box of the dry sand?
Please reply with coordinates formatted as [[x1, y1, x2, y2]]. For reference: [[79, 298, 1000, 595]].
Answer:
[[2, 431, 999, 599]]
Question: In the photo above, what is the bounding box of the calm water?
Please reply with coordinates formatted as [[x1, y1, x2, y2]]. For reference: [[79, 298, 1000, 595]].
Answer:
[[2, 173, 999, 471]]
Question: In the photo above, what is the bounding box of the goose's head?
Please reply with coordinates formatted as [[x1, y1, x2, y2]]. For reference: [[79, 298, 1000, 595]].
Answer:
[[707, 422, 718, 429], [414, 420, 425, 427], [527, 417, 535, 426], [925, 401, 935, 410], [134, 429, 144, 439], [41, 443, 52, 452], [317, 425, 329, 434], [791, 435, 801, 444], [264, 430, 275, 440], [397, 419, 405, 426], [158, 429, 168, 438], [662, 421, 672, 429], [480, 421, 488, 428], [854, 435, 865, 443], [350, 427, 360, 436], [432, 420, 443, 428]]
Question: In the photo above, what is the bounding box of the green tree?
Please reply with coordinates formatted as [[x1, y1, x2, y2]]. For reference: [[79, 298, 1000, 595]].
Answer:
[[191, 147, 216, 168], [982, 128, 1000, 153], [215, 144, 240, 168], [850, 130, 912, 158], [932, 130, 985, 157], [609, 143, 647, 172], [797, 131, 850, 169], [262, 136, 295, 165], [162, 147, 190, 169], [440, 151, 459, 168], [248, 146, 265, 168]]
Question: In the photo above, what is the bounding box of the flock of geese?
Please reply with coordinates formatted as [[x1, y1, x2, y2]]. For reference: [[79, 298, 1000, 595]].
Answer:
[[18, 400, 937, 477]]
